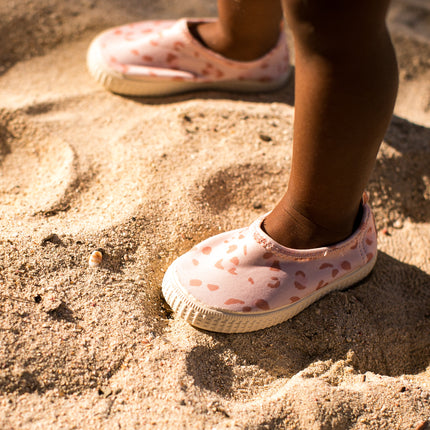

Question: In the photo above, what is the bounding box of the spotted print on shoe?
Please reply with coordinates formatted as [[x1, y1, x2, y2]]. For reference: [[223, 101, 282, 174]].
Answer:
[[87, 18, 291, 96], [162, 193, 378, 333]]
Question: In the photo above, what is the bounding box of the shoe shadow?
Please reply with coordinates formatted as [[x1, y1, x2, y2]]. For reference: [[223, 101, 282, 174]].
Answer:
[[369, 115, 430, 226], [185, 252, 430, 397]]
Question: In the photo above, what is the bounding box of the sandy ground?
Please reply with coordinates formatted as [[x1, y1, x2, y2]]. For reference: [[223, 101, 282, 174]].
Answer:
[[0, 0, 429, 429]]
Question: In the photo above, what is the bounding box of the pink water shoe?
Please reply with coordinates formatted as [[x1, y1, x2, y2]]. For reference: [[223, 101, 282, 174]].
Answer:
[[162, 196, 377, 333], [87, 18, 290, 96]]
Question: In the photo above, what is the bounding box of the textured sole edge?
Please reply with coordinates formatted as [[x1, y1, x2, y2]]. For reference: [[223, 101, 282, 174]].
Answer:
[[86, 39, 292, 97], [162, 253, 378, 333]]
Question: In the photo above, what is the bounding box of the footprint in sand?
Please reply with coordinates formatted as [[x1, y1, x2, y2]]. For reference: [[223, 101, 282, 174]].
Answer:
[[0, 113, 79, 222]]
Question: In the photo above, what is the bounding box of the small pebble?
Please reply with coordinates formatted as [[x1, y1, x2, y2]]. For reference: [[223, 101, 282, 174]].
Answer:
[[34, 295, 42, 304], [98, 387, 112, 398], [392, 219, 403, 229], [253, 202, 263, 209], [89, 251, 103, 267], [259, 134, 272, 142], [42, 293, 62, 312], [40, 233, 62, 247]]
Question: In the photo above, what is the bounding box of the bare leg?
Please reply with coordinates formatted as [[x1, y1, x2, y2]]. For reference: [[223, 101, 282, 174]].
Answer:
[[263, 0, 399, 249], [191, 0, 283, 61]]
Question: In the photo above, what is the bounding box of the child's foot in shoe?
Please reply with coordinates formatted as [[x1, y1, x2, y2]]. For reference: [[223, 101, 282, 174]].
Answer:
[[162, 195, 377, 333], [86, 18, 290, 96]]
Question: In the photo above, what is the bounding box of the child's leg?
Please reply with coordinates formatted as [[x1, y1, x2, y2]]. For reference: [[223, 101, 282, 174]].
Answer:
[[162, 0, 397, 333], [192, 0, 283, 61], [263, 0, 399, 249]]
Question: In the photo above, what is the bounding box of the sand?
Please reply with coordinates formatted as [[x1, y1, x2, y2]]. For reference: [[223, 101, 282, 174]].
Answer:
[[0, 0, 429, 428]]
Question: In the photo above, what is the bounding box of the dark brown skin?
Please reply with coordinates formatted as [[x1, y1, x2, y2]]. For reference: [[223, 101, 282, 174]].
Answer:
[[195, 0, 399, 249], [193, 0, 283, 61]]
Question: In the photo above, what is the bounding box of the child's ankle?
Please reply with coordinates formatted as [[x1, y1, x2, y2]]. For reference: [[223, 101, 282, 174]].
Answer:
[[190, 21, 280, 61], [262, 203, 360, 250]]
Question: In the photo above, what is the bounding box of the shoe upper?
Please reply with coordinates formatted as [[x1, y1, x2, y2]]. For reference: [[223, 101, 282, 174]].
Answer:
[[174, 200, 377, 314], [90, 18, 290, 82]]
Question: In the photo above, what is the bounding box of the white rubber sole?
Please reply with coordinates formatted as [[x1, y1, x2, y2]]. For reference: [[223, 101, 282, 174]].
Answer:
[[87, 39, 291, 97], [162, 253, 377, 333]]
